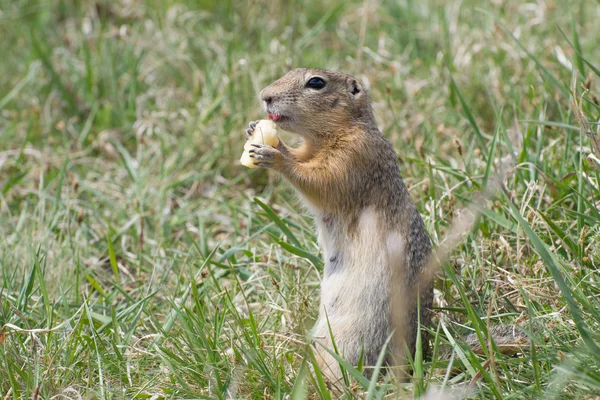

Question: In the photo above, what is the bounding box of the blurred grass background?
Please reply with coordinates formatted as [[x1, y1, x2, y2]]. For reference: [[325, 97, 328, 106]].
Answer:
[[1, 0, 600, 398]]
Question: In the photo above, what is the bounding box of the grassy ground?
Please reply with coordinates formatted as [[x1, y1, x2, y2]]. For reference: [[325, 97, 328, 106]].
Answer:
[[1, 0, 600, 398]]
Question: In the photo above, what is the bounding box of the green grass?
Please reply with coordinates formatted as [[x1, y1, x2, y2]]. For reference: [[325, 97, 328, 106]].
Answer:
[[1, 0, 600, 398]]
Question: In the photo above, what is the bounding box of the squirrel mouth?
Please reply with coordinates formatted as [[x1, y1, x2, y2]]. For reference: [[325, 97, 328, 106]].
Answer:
[[267, 113, 282, 121]]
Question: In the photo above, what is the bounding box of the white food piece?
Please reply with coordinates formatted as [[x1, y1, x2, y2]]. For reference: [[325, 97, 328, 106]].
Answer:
[[240, 120, 279, 168]]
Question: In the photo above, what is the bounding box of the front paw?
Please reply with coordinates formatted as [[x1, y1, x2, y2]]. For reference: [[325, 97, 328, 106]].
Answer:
[[245, 121, 258, 139], [249, 144, 282, 169]]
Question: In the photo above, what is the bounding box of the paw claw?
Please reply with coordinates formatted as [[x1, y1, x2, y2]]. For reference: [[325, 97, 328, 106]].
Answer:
[[247, 143, 280, 169], [246, 121, 259, 138]]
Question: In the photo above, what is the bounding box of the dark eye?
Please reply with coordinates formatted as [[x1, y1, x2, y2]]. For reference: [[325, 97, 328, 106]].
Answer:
[[306, 77, 326, 90]]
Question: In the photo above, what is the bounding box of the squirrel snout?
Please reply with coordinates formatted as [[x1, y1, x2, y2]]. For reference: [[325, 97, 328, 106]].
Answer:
[[260, 88, 274, 104]]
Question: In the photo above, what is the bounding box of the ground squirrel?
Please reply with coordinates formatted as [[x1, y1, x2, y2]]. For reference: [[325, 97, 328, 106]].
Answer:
[[246, 68, 432, 381]]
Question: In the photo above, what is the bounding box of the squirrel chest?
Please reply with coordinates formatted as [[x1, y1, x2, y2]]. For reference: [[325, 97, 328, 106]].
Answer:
[[310, 204, 396, 319]]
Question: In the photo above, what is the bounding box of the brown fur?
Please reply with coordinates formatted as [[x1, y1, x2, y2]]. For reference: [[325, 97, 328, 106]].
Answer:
[[248, 68, 432, 384]]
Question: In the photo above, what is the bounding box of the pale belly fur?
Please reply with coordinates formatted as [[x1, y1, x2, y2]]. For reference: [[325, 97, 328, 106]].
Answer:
[[305, 204, 405, 371]]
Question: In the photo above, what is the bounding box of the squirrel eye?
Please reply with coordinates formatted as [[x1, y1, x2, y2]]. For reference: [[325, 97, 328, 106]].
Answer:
[[306, 77, 326, 90]]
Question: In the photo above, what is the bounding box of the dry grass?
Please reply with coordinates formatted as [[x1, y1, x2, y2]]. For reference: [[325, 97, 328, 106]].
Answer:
[[1, 0, 600, 398]]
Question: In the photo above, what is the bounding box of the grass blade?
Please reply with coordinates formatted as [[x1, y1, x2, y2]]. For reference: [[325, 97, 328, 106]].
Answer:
[[293, 3, 346, 52], [106, 229, 119, 279], [0, 62, 39, 111], [366, 333, 393, 399], [290, 354, 309, 400], [254, 197, 302, 247], [558, 26, 600, 78], [449, 74, 488, 158], [494, 17, 569, 97]]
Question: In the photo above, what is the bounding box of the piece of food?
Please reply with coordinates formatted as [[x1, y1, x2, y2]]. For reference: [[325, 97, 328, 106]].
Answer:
[[240, 120, 279, 168]]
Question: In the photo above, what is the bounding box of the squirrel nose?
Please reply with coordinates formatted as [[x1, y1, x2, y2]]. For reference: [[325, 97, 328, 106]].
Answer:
[[260, 88, 273, 104]]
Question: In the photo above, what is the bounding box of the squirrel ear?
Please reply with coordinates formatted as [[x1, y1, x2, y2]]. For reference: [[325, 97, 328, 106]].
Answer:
[[348, 79, 362, 96]]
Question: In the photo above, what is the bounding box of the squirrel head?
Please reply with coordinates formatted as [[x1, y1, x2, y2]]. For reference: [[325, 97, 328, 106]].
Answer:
[[260, 68, 375, 139]]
